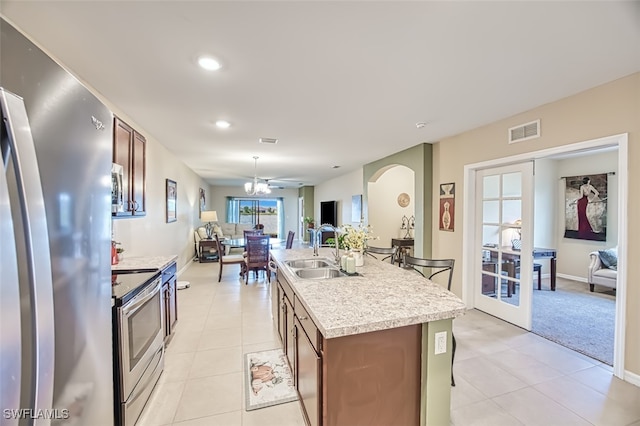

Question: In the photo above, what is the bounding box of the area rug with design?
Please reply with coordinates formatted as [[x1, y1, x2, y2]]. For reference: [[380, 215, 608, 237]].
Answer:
[[244, 348, 298, 411]]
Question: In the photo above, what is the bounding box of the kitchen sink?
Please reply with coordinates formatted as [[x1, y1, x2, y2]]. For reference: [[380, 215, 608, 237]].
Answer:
[[294, 268, 346, 280], [285, 258, 334, 269]]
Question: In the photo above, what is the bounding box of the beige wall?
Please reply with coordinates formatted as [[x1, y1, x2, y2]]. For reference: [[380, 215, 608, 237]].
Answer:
[[432, 72, 639, 378], [314, 168, 364, 227]]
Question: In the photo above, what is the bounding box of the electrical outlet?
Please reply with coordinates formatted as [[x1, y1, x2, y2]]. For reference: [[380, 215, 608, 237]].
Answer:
[[435, 331, 447, 355]]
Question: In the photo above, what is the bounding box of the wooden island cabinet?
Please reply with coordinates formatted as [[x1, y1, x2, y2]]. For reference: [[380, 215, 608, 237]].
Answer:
[[161, 261, 178, 344], [113, 116, 146, 216], [271, 248, 466, 426]]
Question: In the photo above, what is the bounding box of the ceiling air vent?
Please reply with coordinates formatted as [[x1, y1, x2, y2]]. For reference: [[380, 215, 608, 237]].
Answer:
[[259, 137, 278, 144], [508, 119, 540, 144]]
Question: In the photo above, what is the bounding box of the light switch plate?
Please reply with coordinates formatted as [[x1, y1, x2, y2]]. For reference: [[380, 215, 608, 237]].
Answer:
[[435, 331, 447, 355]]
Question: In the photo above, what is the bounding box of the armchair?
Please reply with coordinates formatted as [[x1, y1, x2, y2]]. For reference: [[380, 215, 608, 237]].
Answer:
[[588, 247, 617, 292]]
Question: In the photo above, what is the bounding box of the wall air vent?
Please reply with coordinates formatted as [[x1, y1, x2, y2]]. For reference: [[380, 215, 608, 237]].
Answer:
[[259, 137, 278, 144], [508, 119, 540, 144]]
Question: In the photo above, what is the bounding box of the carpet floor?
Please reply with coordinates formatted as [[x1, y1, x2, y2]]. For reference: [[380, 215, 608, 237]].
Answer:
[[531, 278, 615, 365]]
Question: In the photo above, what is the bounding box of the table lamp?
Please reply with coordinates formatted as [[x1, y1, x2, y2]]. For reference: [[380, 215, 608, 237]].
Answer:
[[201, 210, 218, 239]]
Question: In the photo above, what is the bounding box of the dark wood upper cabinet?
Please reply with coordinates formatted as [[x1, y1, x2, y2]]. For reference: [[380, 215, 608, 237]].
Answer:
[[113, 116, 146, 217]]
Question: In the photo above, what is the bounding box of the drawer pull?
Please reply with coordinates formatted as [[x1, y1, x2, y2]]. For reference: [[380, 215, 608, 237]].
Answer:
[[298, 316, 308, 321]]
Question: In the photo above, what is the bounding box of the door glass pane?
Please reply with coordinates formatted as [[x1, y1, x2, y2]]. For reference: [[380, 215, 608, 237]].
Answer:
[[502, 200, 521, 225], [502, 172, 522, 197], [483, 175, 500, 198], [482, 225, 499, 246], [483, 200, 499, 223]]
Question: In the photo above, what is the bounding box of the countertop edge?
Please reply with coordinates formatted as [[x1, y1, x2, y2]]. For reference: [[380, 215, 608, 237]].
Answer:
[[112, 255, 178, 272]]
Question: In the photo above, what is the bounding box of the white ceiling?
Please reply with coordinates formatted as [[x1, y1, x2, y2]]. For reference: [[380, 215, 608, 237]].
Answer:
[[2, 1, 639, 188]]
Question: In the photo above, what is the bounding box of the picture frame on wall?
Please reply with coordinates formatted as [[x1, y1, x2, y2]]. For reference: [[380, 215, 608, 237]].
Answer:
[[199, 187, 206, 218], [564, 173, 607, 241], [166, 179, 177, 223], [439, 182, 455, 231]]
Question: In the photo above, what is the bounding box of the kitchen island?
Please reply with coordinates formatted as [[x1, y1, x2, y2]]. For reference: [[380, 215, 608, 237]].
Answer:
[[270, 248, 466, 426]]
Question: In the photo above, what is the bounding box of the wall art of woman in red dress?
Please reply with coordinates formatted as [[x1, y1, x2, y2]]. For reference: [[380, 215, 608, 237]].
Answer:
[[574, 176, 600, 238]]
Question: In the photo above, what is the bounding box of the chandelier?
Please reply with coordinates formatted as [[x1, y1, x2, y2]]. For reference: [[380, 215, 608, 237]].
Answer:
[[245, 156, 271, 196]]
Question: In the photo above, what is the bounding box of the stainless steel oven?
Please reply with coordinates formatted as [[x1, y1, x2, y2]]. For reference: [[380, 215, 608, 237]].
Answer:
[[115, 275, 164, 426]]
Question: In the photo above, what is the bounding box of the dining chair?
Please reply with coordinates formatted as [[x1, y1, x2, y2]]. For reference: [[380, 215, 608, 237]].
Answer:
[[269, 231, 295, 280], [285, 230, 295, 249], [244, 235, 270, 284], [403, 255, 457, 386], [214, 234, 246, 282], [364, 245, 397, 264], [244, 229, 263, 238]]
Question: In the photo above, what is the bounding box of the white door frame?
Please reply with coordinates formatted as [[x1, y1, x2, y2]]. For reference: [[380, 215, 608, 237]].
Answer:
[[462, 133, 628, 379]]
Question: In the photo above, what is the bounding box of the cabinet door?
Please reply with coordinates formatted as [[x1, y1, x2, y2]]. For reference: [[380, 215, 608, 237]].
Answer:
[[131, 131, 146, 215], [296, 318, 321, 426], [167, 276, 178, 333], [284, 295, 295, 372], [275, 284, 285, 344], [113, 117, 133, 213], [161, 282, 169, 340]]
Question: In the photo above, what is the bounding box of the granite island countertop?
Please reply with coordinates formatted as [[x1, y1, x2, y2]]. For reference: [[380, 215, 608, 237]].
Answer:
[[111, 255, 178, 272], [271, 247, 467, 339]]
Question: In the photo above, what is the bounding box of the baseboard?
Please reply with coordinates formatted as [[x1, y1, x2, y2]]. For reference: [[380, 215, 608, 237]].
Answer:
[[624, 369, 640, 387], [556, 273, 587, 283]]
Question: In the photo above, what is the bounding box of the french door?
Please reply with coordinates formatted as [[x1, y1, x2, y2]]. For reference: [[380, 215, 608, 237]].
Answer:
[[474, 162, 534, 330]]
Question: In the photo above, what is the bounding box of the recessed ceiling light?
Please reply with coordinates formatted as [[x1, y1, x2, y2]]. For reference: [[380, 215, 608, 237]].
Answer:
[[198, 55, 221, 71], [416, 122, 428, 129], [259, 137, 278, 144], [215, 120, 231, 129]]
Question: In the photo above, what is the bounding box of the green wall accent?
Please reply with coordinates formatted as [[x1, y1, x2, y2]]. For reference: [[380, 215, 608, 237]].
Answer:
[[363, 143, 432, 258], [421, 319, 453, 426]]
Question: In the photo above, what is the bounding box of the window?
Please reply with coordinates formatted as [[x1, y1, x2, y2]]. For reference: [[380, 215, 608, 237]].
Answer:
[[226, 197, 284, 237]]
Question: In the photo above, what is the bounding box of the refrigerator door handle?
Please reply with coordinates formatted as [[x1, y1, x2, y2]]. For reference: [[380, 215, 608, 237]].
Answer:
[[0, 138, 21, 426], [1, 88, 56, 419]]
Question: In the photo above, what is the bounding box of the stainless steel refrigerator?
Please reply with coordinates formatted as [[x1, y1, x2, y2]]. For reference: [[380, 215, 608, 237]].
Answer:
[[1, 18, 114, 425]]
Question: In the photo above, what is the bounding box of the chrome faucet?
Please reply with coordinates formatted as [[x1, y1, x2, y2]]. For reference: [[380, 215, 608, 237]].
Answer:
[[313, 223, 340, 264]]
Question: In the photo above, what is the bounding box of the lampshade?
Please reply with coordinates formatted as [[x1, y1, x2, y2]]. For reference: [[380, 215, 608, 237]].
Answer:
[[201, 210, 218, 223]]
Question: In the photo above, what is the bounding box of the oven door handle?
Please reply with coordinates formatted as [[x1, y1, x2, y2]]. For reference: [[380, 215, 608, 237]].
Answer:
[[123, 279, 161, 318]]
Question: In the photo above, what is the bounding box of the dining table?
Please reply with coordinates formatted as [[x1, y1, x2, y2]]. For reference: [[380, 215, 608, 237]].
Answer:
[[221, 237, 284, 254]]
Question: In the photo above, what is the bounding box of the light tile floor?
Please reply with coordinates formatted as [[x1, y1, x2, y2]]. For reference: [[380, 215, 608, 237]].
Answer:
[[138, 261, 640, 426]]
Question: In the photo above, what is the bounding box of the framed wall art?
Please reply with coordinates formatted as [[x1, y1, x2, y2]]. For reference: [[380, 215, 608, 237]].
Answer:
[[166, 179, 177, 223], [439, 182, 455, 231], [564, 173, 607, 241], [199, 187, 206, 218]]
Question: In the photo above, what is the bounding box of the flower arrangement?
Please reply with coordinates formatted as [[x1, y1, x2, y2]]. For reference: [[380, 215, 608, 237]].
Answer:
[[341, 223, 378, 250]]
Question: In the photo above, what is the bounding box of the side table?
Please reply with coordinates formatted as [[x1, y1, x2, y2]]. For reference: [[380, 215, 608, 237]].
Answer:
[[199, 239, 218, 262]]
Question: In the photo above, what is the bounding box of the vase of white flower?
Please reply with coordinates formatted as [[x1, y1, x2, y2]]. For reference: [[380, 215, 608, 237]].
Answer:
[[341, 223, 377, 267], [351, 249, 364, 266]]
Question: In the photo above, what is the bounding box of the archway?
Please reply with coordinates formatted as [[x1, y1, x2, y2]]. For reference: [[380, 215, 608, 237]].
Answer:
[[367, 164, 415, 249]]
